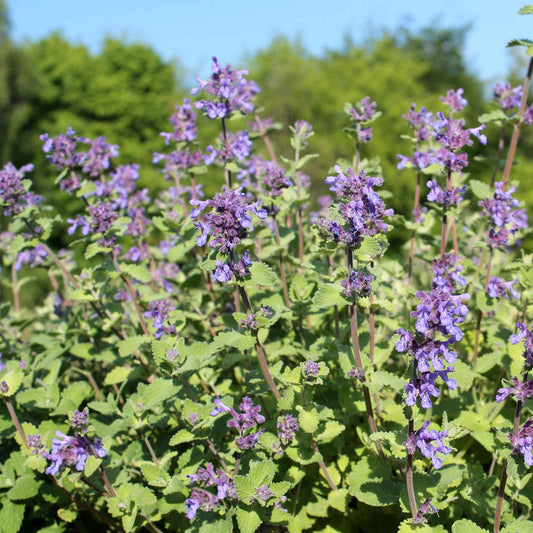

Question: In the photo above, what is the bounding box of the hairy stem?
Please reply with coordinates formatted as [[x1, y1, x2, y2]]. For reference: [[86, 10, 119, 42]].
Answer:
[[408, 170, 422, 283], [502, 57, 533, 190], [439, 169, 452, 259], [491, 127, 506, 187], [238, 285, 281, 400], [4, 396, 27, 446], [220, 116, 232, 188], [11, 264, 20, 312], [273, 217, 291, 308], [472, 248, 493, 369]]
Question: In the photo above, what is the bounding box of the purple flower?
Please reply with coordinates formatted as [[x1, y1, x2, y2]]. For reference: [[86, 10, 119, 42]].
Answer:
[[291, 120, 314, 148], [0, 162, 41, 216], [413, 498, 438, 524], [277, 414, 299, 445], [14, 244, 47, 271], [161, 99, 198, 144], [255, 485, 274, 502], [71, 408, 89, 433], [509, 418, 533, 466], [204, 130, 252, 165], [262, 162, 293, 198], [402, 104, 436, 141], [426, 180, 466, 207], [210, 397, 265, 451], [80, 136, 119, 177], [88, 202, 118, 235], [479, 182, 528, 250], [405, 420, 451, 469], [496, 376, 533, 403], [303, 360, 321, 378], [317, 165, 393, 248], [192, 57, 260, 119], [493, 83, 523, 111], [241, 313, 258, 330], [511, 323, 533, 368], [44, 431, 106, 476], [67, 215, 91, 236], [440, 88, 467, 113], [487, 277, 519, 300], [185, 463, 237, 520], [341, 269, 374, 298], [191, 188, 266, 254], [143, 299, 177, 339]]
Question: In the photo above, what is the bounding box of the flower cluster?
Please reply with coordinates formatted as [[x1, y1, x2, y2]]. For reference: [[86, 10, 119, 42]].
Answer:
[[210, 397, 265, 450], [479, 181, 528, 250], [161, 99, 198, 144], [341, 269, 374, 298], [405, 421, 451, 469], [185, 463, 237, 520], [14, 244, 47, 271], [493, 82, 522, 111], [345, 97, 377, 143], [426, 180, 466, 207], [191, 57, 260, 119], [487, 276, 519, 299], [511, 323, 533, 368], [397, 254, 469, 468], [316, 165, 393, 248], [509, 418, 533, 466], [496, 376, 533, 403], [440, 88, 467, 113], [191, 188, 266, 282], [402, 104, 435, 142], [40, 129, 119, 193], [43, 410, 107, 476], [0, 162, 41, 216], [204, 130, 252, 165], [143, 299, 177, 339]]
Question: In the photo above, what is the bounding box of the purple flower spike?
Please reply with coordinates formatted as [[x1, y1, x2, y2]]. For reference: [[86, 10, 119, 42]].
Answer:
[[405, 421, 451, 469], [493, 83, 523, 111], [487, 277, 519, 300], [440, 88, 467, 113]]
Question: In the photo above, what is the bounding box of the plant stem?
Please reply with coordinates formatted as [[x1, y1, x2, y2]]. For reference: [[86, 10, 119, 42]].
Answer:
[[346, 247, 383, 458], [491, 127, 506, 187], [312, 441, 339, 491], [11, 264, 20, 312], [238, 285, 281, 400], [220, 116, 232, 188], [142, 431, 160, 467], [111, 254, 150, 337], [439, 169, 452, 259], [406, 360, 418, 521], [501, 57, 533, 190], [472, 248, 493, 369], [408, 170, 422, 283], [273, 217, 291, 308], [4, 396, 27, 446], [255, 115, 278, 164]]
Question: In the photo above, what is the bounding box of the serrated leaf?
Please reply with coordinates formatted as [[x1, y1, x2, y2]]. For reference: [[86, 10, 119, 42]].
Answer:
[[327, 488, 348, 512], [140, 379, 180, 410], [1, 369, 23, 397], [84, 455, 102, 477], [6, 475, 40, 500], [246, 262, 280, 287], [169, 429, 196, 446], [316, 421, 345, 443], [57, 508, 78, 522], [104, 367, 132, 386], [236, 508, 261, 533], [355, 237, 382, 258], [478, 110, 508, 123], [118, 336, 150, 357], [311, 282, 346, 310], [469, 179, 493, 200], [0, 500, 25, 533], [120, 263, 151, 284], [297, 407, 319, 433], [502, 520, 533, 532], [451, 519, 489, 533]]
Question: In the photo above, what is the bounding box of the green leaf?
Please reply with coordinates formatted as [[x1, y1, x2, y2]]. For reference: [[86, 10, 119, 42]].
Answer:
[[469, 179, 493, 200], [0, 500, 25, 533], [118, 336, 150, 357], [297, 407, 319, 433], [246, 262, 280, 287], [6, 475, 40, 500], [355, 237, 382, 258], [120, 264, 151, 284], [502, 520, 533, 532], [104, 367, 132, 386], [451, 519, 490, 533], [57, 508, 78, 522], [140, 463, 170, 487], [234, 476, 256, 502], [327, 488, 349, 512], [236, 507, 261, 533], [85, 243, 111, 259], [247, 460, 276, 487], [315, 421, 345, 443], [311, 282, 347, 310], [519, 5, 533, 14], [84, 456, 102, 477], [1, 370, 23, 397], [211, 331, 255, 351], [140, 379, 180, 410], [169, 429, 196, 446], [478, 110, 508, 123]]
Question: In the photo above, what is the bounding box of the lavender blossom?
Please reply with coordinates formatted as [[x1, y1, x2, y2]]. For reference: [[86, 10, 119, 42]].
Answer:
[[185, 463, 237, 519], [496, 376, 533, 403], [345, 97, 377, 143], [487, 277, 519, 299], [511, 323, 533, 368], [479, 182, 528, 250], [509, 418, 533, 466], [439, 88, 467, 113], [493, 83, 523, 111], [143, 299, 177, 339], [161, 99, 198, 144], [192, 57, 260, 118], [0, 162, 41, 216], [204, 130, 252, 165], [341, 269, 374, 298], [303, 360, 321, 379], [426, 180, 466, 207], [405, 420, 451, 469], [277, 414, 299, 445], [413, 499, 439, 524], [14, 244, 47, 271], [402, 104, 436, 141], [210, 397, 265, 450], [44, 431, 107, 476]]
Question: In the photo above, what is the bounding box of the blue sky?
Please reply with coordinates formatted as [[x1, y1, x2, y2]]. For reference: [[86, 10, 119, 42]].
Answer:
[[9, 0, 533, 83]]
